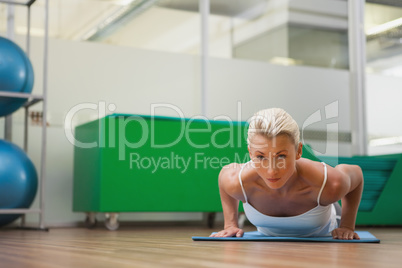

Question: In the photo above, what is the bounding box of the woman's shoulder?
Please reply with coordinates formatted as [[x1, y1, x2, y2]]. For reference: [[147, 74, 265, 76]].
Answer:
[[219, 162, 251, 200], [219, 163, 242, 184], [297, 158, 353, 204], [296, 158, 328, 187], [220, 162, 254, 181]]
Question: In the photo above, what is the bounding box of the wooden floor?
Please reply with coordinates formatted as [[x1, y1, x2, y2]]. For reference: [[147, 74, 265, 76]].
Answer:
[[0, 224, 401, 268]]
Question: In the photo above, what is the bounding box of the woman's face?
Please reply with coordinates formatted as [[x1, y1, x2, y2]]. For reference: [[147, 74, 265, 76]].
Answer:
[[248, 134, 302, 190]]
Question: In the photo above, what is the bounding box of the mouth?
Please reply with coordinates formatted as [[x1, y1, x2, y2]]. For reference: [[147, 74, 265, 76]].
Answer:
[[267, 178, 280, 183]]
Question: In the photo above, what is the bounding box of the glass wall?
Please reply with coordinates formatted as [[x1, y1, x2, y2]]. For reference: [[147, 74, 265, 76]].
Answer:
[[1, 0, 350, 69], [93, 0, 201, 55], [365, 2, 402, 77], [365, 1, 402, 155], [19, 0, 346, 70], [234, 25, 348, 69], [208, 0, 349, 70]]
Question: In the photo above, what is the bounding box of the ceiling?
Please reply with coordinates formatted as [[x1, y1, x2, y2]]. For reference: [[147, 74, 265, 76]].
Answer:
[[1, 0, 402, 75], [0, 0, 269, 40], [1, 0, 400, 43]]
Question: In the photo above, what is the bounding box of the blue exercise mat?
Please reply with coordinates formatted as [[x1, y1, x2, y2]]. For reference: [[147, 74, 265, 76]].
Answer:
[[192, 231, 380, 243]]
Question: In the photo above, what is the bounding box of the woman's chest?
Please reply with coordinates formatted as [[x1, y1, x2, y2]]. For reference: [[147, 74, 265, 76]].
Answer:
[[248, 188, 318, 217]]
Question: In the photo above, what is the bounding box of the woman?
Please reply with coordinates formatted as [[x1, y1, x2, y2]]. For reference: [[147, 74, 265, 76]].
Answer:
[[211, 108, 363, 240]]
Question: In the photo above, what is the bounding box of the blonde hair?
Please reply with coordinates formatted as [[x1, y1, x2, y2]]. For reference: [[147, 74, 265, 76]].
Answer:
[[247, 108, 300, 147]]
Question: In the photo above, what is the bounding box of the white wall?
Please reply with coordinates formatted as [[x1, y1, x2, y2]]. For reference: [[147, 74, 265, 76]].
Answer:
[[366, 74, 402, 155], [208, 57, 350, 130], [366, 74, 402, 137], [1, 35, 352, 226]]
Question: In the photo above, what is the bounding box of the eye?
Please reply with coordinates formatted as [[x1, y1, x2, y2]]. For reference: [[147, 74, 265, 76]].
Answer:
[[277, 154, 287, 159], [256, 155, 265, 160]]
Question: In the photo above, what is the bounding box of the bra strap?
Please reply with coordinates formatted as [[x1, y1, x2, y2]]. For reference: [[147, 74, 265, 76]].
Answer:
[[317, 162, 328, 206], [238, 163, 249, 203]]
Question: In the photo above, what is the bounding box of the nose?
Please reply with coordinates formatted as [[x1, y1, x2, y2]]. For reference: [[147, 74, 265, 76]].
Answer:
[[267, 169, 276, 177], [265, 164, 277, 177]]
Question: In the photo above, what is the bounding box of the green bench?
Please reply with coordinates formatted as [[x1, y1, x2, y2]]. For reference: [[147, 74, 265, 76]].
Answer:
[[73, 114, 248, 229]]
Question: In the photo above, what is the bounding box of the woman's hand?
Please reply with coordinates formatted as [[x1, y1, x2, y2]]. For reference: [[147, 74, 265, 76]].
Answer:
[[331, 227, 360, 240], [209, 227, 244, 238]]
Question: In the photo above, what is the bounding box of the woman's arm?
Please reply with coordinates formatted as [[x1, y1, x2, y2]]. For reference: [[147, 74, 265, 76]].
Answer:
[[330, 164, 364, 240], [210, 166, 244, 237]]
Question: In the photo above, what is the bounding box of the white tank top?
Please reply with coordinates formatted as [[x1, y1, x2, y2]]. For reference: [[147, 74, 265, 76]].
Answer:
[[239, 162, 338, 237]]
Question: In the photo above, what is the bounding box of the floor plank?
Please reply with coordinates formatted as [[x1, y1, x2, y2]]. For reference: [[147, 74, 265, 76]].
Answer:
[[0, 226, 401, 268]]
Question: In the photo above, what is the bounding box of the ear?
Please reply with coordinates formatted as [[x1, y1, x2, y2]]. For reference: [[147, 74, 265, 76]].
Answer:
[[296, 142, 303, 160]]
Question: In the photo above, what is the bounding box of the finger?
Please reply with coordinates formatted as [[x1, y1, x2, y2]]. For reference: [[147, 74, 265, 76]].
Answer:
[[236, 230, 244, 237], [337, 232, 346, 240], [210, 232, 219, 237], [331, 230, 339, 239], [350, 232, 356, 240], [223, 232, 233, 237], [354, 232, 360, 240], [343, 233, 350, 240], [348, 231, 355, 240], [345, 232, 354, 240]]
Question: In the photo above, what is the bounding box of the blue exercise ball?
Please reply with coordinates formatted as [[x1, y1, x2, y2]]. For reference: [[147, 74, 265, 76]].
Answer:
[[0, 36, 34, 117], [0, 139, 38, 227]]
